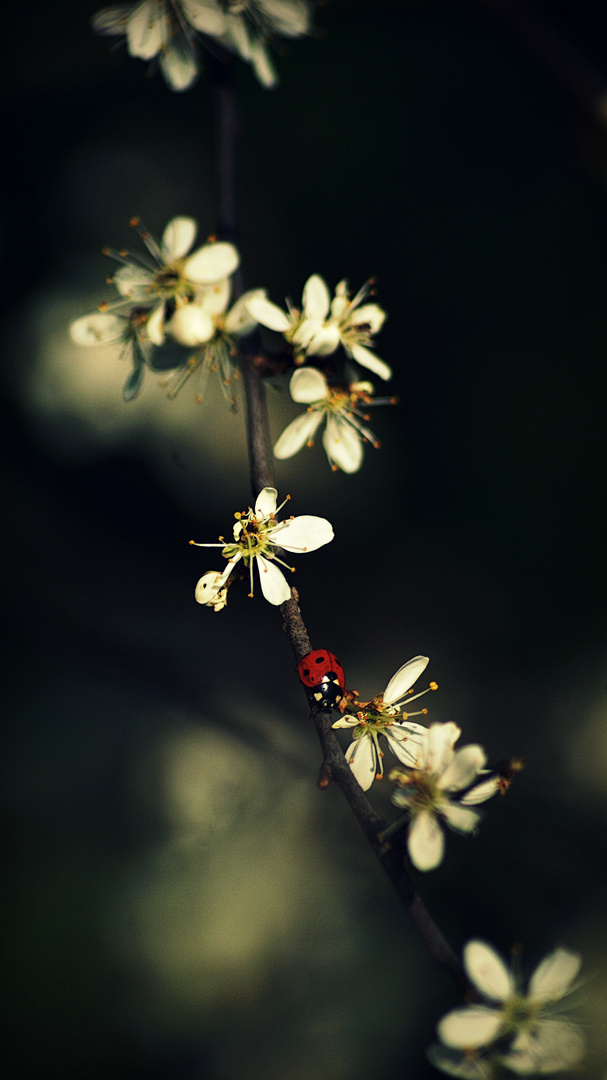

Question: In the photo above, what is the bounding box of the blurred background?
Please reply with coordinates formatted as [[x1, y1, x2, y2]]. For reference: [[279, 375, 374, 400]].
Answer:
[[3, 1, 607, 1078]]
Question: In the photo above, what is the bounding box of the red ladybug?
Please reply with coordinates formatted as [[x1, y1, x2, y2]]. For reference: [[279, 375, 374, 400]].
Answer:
[[298, 650, 346, 710]]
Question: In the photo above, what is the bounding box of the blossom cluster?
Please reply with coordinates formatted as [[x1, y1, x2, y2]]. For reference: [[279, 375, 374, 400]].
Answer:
[[333, 656, 509, 872], [70, 215, 264, 404], [69, 214, 395, 470], [92, 0, 311, 91], [429, 939, 585, 1077]]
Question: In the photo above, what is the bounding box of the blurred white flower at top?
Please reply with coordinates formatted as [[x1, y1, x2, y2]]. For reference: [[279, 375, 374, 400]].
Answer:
[[92, 0, 311, 90], [247, 274, 391, 380], [274, 367, 392, 474], [433, 940, 586, 1076], [92, 1, 228, 91], [217, 0, 311, 88]]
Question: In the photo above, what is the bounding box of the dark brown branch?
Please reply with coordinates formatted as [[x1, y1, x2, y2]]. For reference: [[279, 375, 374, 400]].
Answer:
[[209, 47, 466, 993]]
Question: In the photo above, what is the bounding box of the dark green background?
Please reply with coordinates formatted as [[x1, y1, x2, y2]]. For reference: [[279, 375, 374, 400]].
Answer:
[[3, 3, 607, 1078]]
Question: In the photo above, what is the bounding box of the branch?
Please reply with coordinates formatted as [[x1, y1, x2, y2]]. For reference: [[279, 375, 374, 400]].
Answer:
[[208, 53, 466, 993]]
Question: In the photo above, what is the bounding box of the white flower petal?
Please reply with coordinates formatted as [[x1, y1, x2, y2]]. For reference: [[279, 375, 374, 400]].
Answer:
[[302, 274, 331, 321], [256, 554, 291, 605], [289, 366, 329, 404], [351, 302, 386, 334], [92, 7, 132, 37], [198, 278, 232, 316], [181, 0, 228, 35], [161, 216, 197, 260], [422, 722, 461, 775], [274, 411, 324, 459], [272, 515, 334, 552], [464, 940, 514, 1002], [437, 1006, 504, 1050], [245, 295, 291, 332], [249, 38, 277, 88], [70, 311, 124, 345], [345, 736, 378, 791], [225, 289, 266, 335], [159, 41, 199, 91], [439, 745, 487, 792], [184, 241, 239, 284], [195, 571, 224, 605], [504, 1020, 586, 1075], [306, 323, 341, 357], [223, 14, 252, 60], [527, 948, 582, 1004], [427, 1045, 493, 1079], [407, 810, 444, 871], [332, 714, 359, 730], [385, 723, 428, 767], [349, 342, 392, 381], [146, 301, 166, 345], [440, 801, 481, 835], [460, 776, 502, 805], [258, 0, 310, 36], [383, 656, 429, 706], [169, 304, 214, 346], [255, 486, 278, 519], [323, 415, 363, 473], [126, 1, 167, 59], [113, 263, 152, 299]]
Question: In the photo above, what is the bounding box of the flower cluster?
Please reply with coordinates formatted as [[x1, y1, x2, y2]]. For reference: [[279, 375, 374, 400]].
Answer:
[[92, 0, 311, 91], [248, 273, 391, 380], [429, 940, 586, 1077], [333, 656, 507, 871], [190, 486, 333, 606], [70, 216, 263, 404]]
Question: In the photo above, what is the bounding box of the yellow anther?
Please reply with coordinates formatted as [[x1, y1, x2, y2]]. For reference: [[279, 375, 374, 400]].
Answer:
[[429, 681, 438, 691], [129, 216, 141, 228]]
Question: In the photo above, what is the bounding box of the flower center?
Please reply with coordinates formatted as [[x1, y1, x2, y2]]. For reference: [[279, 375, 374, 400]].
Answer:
[[151, 260, 193, 299], [502, 996, 539, 1033]]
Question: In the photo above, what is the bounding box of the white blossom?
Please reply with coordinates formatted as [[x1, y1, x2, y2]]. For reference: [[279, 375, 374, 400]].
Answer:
[[274, 367, 392, 473], [190, 487, 333, 606], [92, 1, 229, 90], [161, 286, 266, 406], [436, 941, 585, 1075], [332, 656, 435, 791], [92, 1, 310, 90], [217, 1, 311, 87], [69, 216, 243, 401], [106, 216, 239, 345], [248, 274, 391, 380], [390, 723, 500, 871]]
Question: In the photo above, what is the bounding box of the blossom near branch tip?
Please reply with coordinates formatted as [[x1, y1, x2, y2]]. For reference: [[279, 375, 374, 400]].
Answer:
[[191, 486, 334, 606]]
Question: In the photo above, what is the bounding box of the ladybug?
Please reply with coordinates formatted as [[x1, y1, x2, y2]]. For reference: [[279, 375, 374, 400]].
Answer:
[[298, 649, 346, 710]]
